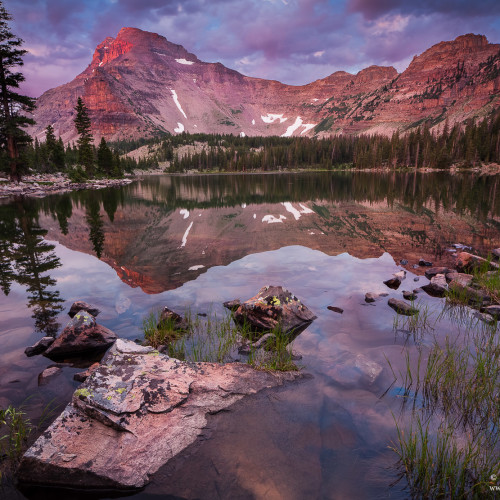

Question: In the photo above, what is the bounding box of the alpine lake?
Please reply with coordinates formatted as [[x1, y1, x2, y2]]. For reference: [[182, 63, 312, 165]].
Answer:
[[1, 170, 499, 499]]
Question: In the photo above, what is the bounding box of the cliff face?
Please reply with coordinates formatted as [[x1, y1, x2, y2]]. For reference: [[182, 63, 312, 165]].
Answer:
[[30, 29, 500, 143]]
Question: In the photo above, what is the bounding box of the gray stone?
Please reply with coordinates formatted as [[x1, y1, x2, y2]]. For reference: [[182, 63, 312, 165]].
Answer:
[[365, 293, 377, 303], [492, 248, 500, 259], [483, 305, 500, 318], [18, 340, 300, 490], [68, 301, 100, 318], [424, 267, 452, 279], [422, 274, 448, 297], [473, 311, 495, 325], [388, 298, 419, 316], [223, 299, 241, 312], [402, 290, 417, 301], [446, 272, 473, 287], [25, 336, 55, 357], [419, 259, 433, 266]]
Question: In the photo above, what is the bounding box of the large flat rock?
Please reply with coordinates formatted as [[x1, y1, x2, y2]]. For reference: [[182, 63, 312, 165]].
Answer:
[[18, 339, 300, 490]]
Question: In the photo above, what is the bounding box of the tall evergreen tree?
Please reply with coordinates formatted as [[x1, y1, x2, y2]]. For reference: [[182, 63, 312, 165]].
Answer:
[[0, 1, 36, 181], [97, 136, 113, 175], [74, 97, 94, 176]]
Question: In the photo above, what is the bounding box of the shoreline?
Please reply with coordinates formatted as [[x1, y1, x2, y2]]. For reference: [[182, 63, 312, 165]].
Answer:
[[2, 163, 500, 199], [0, 173, 134, 199]]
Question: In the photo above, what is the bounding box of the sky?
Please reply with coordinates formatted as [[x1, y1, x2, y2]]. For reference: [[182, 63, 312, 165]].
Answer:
[[7, 0, 500, 98]]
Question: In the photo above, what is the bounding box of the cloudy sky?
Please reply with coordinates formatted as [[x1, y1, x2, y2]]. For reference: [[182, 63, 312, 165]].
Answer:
[[8, 0, 500, 97]]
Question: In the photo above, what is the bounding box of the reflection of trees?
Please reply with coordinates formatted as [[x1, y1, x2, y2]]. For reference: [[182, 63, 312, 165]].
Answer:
[[0, 199, 64, 337], [54, 195, 73, 235], [85, 197, 105, 259]]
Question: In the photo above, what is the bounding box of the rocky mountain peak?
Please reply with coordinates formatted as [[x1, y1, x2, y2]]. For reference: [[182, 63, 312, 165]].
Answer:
[[30, 29, 500, 143]]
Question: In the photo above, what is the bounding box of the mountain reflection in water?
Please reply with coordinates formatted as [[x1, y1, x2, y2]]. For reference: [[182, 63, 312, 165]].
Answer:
[[1, 171, 500, 499]]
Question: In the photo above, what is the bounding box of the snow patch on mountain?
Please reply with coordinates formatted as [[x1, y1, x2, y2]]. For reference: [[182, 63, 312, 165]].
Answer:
[[179, 209, 190, 219], [181, 222, 194, 248], [252, 119, 256, 125], [174, 122, 184, 133], [176, 58, 194, 65], [300, 123, 316, 135], [262, 215, 287, 224], [171, 89, 187, 119], [240, 132, 246, 137], [281, 202, 314, 220], [281, 117, 303, 137], [261, 113, 287, 124]]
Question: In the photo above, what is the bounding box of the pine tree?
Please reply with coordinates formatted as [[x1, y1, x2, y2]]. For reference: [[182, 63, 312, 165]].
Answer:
[[74, 97, 94, 176], [0, 1, 36, 181], [97, 136, 113, 175]]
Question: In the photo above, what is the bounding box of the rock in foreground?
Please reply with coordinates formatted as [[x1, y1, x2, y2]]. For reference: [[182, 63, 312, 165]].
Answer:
[[18, 339, 300, 490], [228, 285, 316, 336]]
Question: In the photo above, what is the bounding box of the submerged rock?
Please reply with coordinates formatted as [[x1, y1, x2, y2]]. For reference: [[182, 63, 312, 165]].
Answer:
[[327, 352, 383, 388], [38, 366, 62, 386], [388, 298, 419, 316], [44, 310, 117, 360], [327, 306, 344, 314], [68, 301, 100, 318], [230, 285, 316, 336], [18, 339, 300, 490]]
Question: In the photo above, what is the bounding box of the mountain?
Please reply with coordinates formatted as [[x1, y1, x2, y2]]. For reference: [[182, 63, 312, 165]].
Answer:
[[30, 28, 500, 143]]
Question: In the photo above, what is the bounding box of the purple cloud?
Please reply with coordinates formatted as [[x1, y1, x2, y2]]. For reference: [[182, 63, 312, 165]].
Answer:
[[6, 0, 500, 97]]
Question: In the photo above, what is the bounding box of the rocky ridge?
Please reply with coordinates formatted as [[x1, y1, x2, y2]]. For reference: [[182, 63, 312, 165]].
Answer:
[[29, 28, 500, 142]]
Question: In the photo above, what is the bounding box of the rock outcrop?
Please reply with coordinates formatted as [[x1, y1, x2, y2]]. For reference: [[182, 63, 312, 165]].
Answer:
[[44, 310, 117, 359], [18, 339, 300, 489], [227, 285, 316, 336], [28, 28, 500, 143]]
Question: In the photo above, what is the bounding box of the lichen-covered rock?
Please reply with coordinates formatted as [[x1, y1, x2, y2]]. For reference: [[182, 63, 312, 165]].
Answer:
[[388, 298, 419, 316], [68, 301, 100, 318], [230, 285, 316, 336], [18, 339, 300, 490], [44, 310, 117, 359]]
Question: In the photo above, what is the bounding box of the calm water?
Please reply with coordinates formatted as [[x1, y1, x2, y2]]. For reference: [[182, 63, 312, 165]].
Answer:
[[1, 171, 500, 499]]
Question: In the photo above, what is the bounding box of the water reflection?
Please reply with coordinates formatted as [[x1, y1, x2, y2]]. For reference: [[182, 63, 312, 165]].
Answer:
[[0, 199, 64, 337]]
